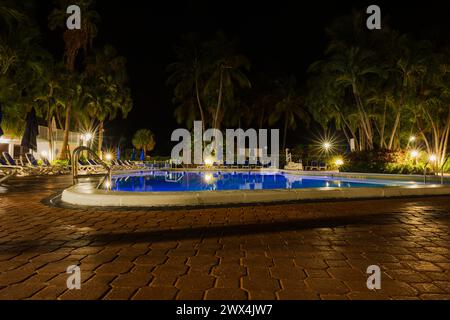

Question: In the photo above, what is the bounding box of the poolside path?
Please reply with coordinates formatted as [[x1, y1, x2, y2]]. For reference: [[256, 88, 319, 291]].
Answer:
[[0, 175, 449, 300]]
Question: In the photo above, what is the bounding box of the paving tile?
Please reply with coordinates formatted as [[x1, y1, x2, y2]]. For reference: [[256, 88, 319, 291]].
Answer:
[[2, 175, 450, 300]]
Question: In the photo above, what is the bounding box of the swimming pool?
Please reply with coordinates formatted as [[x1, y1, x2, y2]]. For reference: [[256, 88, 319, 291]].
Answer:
[[61, 170, 450, 207], [106, 171, 420, 192]]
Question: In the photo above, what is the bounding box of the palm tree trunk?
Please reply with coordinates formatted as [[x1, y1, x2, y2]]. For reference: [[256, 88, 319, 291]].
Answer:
[[195, 79, 206, 130], [282, 115, 288, 152], [388, 108, 402, 150], [380, 98, 387, 148], [47, 105, 53, 162], [213, 68, 224, 129], [58, 102, 71, 160], [98, 121, 104, 158]]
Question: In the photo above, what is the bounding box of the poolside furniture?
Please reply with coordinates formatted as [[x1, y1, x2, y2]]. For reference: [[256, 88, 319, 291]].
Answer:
[[41, 157, 71, 174], [2, 152, 39, 175], [308, 160, 319, 171], [25, 153, 57, 175], [77, 159, 107, 175], [319, 161, 327, 171], [285, 161, 304, 171], [0, 158, 21, 182]]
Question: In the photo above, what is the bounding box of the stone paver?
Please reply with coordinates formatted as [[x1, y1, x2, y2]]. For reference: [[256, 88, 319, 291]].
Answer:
[[0, 175, 450, 300]]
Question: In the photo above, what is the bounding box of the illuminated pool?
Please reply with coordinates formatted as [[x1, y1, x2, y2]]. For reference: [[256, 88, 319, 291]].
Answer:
[[61, 170, 450, 208], [106, 171, 422, 192]]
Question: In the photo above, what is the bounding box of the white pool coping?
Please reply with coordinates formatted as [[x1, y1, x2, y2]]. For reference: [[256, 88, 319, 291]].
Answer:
[[62, 180, 450, 208]]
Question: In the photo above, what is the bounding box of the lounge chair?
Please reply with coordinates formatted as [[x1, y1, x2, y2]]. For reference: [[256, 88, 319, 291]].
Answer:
[[0, 158, 22, 182], [319, 161, 327, 171], [2, 152, 39, 175], [25, 153, 57, 175], [77, 159, 106, 175], [41, 157, 70, 174], [309, 160, 319, 171]]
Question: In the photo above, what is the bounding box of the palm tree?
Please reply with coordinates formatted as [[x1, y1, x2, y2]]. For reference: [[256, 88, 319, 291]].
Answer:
[[48, 0, 99, 159], [203, 32, 251, 129], [84, 45, 133, 157], [132, 129, 156, 158], [167, 33, 207, 131], [269, 76, 310, 151]]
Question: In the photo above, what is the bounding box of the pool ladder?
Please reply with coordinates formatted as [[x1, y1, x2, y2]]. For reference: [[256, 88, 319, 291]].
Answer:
[[71, 146, 112, 185]]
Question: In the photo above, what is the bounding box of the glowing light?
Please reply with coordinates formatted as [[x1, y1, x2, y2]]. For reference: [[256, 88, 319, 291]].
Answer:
[[204, 157, 214, 166], [85, 133, 93, 141], [323, 142, 332, 151], [41, 150, 48, 158], [104, 180, 111, 189], [105, 153, 113, 161], [335, 158, 344, 166], [0, 136, 11, 144], [409, 136, 416, 142], [204, 173, 214, 183], [410, 150, 419, 158], [429, 154, 437, 162]]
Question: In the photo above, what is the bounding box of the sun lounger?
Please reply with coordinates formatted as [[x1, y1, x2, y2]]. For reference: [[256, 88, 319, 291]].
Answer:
[[25, 153, 57, 175], [319, 161, 327, 171], [2, 152, 40, 175]]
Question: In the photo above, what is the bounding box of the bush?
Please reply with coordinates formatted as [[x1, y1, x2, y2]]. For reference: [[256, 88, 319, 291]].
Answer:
[[340, 149, 424, 174]]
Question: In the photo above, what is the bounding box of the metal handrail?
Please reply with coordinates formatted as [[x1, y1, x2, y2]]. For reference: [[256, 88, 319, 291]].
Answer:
[[72, 146, 111, 185]]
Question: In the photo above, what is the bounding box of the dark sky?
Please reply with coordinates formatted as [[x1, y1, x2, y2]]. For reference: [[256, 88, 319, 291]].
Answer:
[[36, 0, 450, 154]]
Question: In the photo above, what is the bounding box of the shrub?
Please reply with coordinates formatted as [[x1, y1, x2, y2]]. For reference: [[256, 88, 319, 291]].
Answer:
[[340, 149, 424, 174]]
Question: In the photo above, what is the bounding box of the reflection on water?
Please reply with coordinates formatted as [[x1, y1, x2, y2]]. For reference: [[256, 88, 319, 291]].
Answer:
[[107, 171, 394, 192]]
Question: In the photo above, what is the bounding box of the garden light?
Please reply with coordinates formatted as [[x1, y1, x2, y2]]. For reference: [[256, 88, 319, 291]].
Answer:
[[409, 136, 416, 142], [105, 153, 113, 161], [429, 154, 437, 162], [335, 158, 344, 166], [410, 150, 419, 158], [41, 150, 48, 159]]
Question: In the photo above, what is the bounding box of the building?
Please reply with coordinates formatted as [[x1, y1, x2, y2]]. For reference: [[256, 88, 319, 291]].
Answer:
[[0, 125, 82, 161]]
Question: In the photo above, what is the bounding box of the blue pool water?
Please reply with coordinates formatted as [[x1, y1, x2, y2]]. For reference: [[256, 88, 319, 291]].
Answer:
[[106, 171, 421, 192]]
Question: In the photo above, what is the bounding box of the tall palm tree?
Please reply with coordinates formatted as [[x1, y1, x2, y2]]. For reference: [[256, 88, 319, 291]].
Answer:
[[203, 32, 251, 129], [48, 0, 99, 159], [84, 45, 133, 157], [269, 76, 310, 151], [167, 33, 207, 131]]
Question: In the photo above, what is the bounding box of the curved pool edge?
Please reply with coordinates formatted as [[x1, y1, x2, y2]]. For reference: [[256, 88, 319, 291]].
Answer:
[[61, 183, 450, 208]]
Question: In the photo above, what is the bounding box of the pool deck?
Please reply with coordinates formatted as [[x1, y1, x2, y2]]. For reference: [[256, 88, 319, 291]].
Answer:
[[1, 174, 450, 300]]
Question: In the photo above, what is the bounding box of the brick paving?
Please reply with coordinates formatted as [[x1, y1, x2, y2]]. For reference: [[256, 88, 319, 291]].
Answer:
[[0, 175, 450, 300]]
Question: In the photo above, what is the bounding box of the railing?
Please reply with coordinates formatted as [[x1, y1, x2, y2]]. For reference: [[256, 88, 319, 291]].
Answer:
[[72, 146, 111, 185]]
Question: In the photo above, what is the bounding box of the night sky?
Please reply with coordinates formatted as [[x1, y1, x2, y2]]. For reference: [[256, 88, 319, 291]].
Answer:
[[36, 0, 450, 154]]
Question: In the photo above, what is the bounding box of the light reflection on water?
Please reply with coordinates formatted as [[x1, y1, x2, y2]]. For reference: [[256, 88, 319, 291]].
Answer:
[[104, 171, 416, 192]]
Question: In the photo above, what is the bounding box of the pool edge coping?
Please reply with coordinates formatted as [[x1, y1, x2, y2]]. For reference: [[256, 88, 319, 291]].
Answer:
[[61, 183, 450, 208]]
